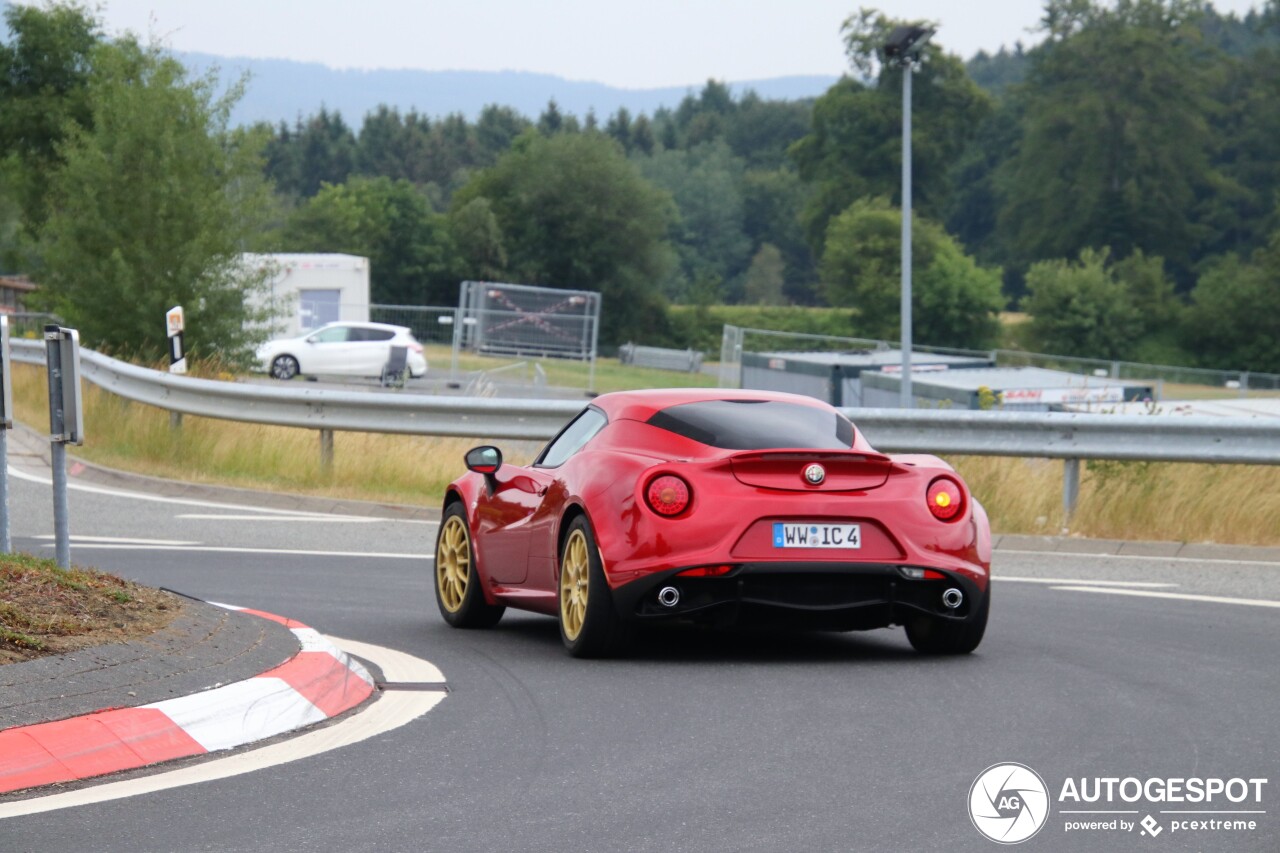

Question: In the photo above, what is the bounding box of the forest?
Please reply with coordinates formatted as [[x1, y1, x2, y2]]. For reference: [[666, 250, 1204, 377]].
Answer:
[[2, 0, 1279, 371]]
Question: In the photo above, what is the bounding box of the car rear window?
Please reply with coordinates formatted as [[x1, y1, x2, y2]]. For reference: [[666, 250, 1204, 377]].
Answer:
[[646, 400, 854, 450], [348, 327, 395, 342]]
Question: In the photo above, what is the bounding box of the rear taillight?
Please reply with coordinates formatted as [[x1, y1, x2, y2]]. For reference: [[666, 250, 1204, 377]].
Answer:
[[676, 564, 733, 577], [926, 477, 964, 521], [646, 475, 691, 517], [408, 342, 424, 354], [899, 567, 947, 580]]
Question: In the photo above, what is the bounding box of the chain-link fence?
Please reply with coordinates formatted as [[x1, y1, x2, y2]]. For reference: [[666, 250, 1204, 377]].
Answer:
[[720, 324, 1280, 397], [2, 312, 61, 340], [368, 304, 458, 346], [457, 281, 600, 358]]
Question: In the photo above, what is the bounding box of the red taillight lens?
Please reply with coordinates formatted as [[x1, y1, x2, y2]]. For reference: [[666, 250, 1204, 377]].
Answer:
[[646, 475, 690, 516], [676, 565, 733, 577], [926, 477, 963, 521]]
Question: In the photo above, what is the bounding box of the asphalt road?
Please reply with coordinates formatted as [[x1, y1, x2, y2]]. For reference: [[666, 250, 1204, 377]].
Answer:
[[2, 461, 1278, 852]]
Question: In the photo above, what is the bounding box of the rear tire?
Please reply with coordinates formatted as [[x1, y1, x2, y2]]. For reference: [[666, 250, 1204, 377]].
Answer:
[[558, 516, 629, 658], [905, 587, 989, 655], [270, 355, 299, 380], [435, 503, 504, 628]]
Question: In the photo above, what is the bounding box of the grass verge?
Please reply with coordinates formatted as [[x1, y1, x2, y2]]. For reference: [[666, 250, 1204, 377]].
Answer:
[[0, 552, 182, 664]]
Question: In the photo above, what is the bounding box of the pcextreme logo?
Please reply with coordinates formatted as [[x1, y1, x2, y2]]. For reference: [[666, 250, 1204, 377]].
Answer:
[[969, 763, 1051, 844]]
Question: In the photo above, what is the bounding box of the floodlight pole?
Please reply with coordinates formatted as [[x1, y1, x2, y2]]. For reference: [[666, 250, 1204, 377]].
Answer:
[[900, 62, 914, 409]]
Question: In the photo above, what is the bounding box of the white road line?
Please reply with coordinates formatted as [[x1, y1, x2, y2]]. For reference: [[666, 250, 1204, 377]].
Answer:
[[174, 514, 389, 523], [32, 534, 201, 546], [38, 543, 431, 561], [994, 576, 1178, 589], [6, 466, 381, 520], [1050, 585, 1280, 609], [999, 548, 1280, 568], [0, 636, 446, 819]]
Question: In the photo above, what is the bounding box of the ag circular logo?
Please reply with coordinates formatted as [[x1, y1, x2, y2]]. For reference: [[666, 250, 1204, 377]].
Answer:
[[803, 463, 825, 485], [969, 763, 1051, 844]]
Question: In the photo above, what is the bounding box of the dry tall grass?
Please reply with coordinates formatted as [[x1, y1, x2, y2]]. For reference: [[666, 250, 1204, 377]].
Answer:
[[950, 455, 1280, 546], [10, 363, 1279, 544], [10, 363, 536, 504]]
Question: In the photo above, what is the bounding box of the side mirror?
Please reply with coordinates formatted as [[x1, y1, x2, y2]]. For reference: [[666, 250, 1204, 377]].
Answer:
[[465, 445, 503, 476]]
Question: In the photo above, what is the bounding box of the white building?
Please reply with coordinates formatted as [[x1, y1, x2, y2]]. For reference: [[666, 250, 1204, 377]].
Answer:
[[243, 253, 370, 338]]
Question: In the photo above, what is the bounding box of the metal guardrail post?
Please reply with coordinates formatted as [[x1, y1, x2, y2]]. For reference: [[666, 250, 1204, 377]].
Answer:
[[1062, 458, 1081, 524], [319, 428, 334, 475], [0, 316, 12, 553]]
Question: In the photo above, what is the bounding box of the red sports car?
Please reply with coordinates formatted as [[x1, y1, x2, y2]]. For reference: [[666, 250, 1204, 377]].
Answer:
[[434, 389, 991, 657]]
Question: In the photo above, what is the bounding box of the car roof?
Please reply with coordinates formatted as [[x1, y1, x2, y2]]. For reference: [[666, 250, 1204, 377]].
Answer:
[[312, 321, 410, 334], [591, 388, 837, 423]]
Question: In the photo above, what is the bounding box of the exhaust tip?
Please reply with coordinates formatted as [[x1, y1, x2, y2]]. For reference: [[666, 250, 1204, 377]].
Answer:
[[942, 588, 964, 610], [657, 586, 680, 608]]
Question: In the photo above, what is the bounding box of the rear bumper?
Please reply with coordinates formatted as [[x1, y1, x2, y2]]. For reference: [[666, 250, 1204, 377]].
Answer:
[[611, 563, 986, 632]]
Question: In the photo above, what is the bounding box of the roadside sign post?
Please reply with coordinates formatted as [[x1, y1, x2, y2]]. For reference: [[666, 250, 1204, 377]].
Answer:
[[44, 325, 84, 569], [167, 307, 186, 431], [0, 315, 13, 553], [166, 306, 186, 374]]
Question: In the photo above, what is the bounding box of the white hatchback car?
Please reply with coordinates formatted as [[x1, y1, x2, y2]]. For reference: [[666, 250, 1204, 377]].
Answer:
[[256, 322, 428, 381]]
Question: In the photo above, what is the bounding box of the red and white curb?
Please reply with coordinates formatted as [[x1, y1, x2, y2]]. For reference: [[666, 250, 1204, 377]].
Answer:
[[0, 604, 374, 795]]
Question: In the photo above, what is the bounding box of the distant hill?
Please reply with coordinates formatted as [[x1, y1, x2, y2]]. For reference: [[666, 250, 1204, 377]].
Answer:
[[177, 52, 839, 127], [1, 1, 836, 126]]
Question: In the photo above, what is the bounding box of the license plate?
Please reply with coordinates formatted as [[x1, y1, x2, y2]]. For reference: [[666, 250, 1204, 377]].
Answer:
[[772, 522, 861, 549]]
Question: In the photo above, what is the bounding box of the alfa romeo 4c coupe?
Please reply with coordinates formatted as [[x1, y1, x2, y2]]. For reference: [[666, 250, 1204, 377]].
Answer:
[[434, 389, 991, 657]]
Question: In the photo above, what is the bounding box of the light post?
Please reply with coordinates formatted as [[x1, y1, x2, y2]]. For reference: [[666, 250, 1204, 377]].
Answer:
[[883, 24, 935, 408]]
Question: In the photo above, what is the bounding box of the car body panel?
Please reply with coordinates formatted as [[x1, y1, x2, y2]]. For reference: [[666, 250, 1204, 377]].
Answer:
[[255, 321, 428, 379], [442, 389, 991, 636]]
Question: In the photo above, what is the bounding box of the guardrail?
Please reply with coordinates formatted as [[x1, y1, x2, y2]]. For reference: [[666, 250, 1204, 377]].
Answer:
[[11, 339, 1280, 517], [9, 339, 583, 440]]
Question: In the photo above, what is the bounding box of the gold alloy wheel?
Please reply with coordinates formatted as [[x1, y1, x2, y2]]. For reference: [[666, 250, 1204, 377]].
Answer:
[[437, 516, 470, 612], [560, 529, 589, 641]]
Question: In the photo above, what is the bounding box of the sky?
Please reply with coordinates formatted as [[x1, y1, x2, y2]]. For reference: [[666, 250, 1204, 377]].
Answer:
[[48, 0, 1275, 89]]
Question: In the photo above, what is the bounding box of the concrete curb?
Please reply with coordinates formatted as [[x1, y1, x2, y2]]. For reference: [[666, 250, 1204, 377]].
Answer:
[[0, 604, 374, 795]]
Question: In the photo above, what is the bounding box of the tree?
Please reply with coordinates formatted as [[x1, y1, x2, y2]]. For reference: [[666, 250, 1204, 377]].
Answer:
[[1184, 233, 1280, 372], [474, 105, 530, 165], [791, 10, 993, 249], [821, 197, 1005, 348], [448, 197, 507, 283], [605, 107, 633, 151], [292, 108, 358, 197], [355, 106, 433, 186], [0, 1, 101, 238], [742, 244, 786, 305], [636, 141, 751, 301], [33, 38, 274, 360], [281, 176, 456, 305], [997, 0, 1220, 278], [742, 167, 817, 303], [453, 131, 676, 342], [726, 92, 812, 170], [537, 99, 565, 135], [1202, 37, 1280, 259], [1019, 248, 1141, 359]]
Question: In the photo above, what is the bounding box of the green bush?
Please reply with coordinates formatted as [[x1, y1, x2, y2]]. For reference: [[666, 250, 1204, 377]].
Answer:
[[651, 305, 862, 353]]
